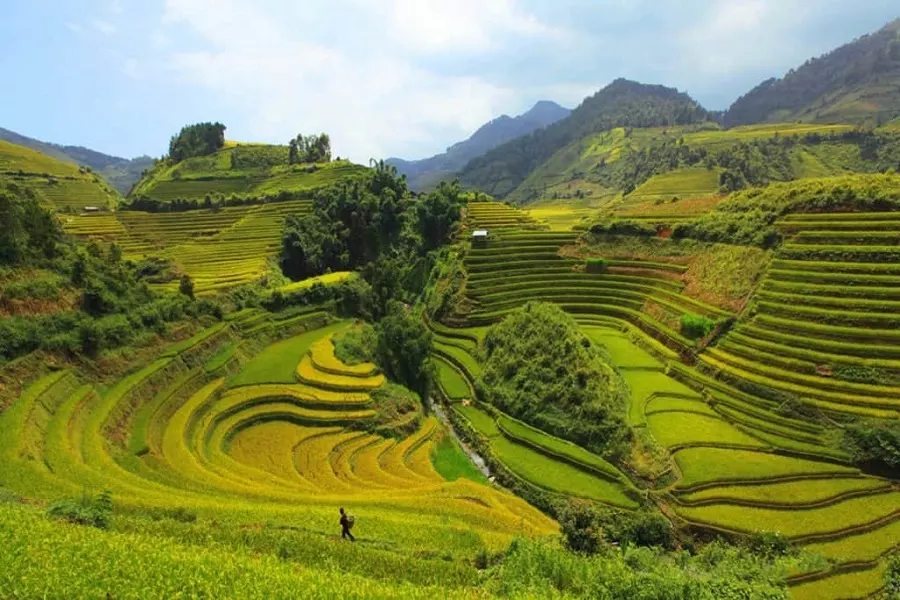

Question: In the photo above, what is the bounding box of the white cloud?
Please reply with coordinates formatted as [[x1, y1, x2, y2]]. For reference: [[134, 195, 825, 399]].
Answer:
[[365, 0, 562, 53], [158, 0, 549, 160], [66, 22, 84, 34], [676, 0, 816, 77], [91, 19, 117, 35]]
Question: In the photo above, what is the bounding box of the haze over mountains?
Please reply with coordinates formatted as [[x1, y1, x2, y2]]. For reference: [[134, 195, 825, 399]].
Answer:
[[387, 100, 570, 190]]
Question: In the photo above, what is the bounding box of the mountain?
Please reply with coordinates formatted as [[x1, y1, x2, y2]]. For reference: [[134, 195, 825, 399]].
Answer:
[[0, 127, 153, 194], [0, 139, 121, 210], [725, 19, 900, 127], [458, 79, 711, 199], [386, 100, 570, 190]]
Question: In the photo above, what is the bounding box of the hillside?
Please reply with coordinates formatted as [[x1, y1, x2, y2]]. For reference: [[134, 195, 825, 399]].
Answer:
[[131, 143, 368, 204], [0, 140, 121, 211], [3, 137, 900, 598], [387, 100, 570, 191], [0, 127, 153, 195], [435, 183, 900, 598], [726, 19, 900, 127], [458, 79, 711, 199]]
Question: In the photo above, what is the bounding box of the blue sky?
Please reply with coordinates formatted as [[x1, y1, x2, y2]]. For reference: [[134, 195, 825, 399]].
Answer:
[[1, 1, 897, 162]]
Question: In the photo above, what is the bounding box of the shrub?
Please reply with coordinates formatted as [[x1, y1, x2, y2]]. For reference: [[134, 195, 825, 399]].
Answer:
[[747, 531, 791, 558], [179, 275, 195, 300], [597, 510, 674, 549], [559, 500, 607, 555], [885, 554, 900, 600], [588, 219, 659, 237], [680, 313, 716, 339], [47, 490, 113, 530], [333, 324, 376, 365], [585, 257, 608, 273], [842, 420, 900, 471]]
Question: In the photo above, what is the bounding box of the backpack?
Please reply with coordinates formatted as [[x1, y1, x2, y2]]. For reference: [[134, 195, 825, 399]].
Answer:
[[346, 514, 356, 529]]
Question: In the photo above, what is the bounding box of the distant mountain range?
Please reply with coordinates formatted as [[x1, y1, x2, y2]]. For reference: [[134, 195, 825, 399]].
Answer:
[[0, 127, 153, 195], [386, 100, 570, 190], [458, 79, 710, 200]]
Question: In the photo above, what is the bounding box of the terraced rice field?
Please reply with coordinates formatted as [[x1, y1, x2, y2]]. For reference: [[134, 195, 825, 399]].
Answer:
[[709, 212, 900, 418], [621, 167, 722, 208], [0, 319, 557, 594], [0, 140, 119, 210], [435, 203, 900, 598], [462, 212, 724, 352], [62, 200, 314, 294], [466, 199, 541, 231]]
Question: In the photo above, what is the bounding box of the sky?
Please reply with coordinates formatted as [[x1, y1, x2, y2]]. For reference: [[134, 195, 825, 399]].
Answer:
[[1, 1, 897, 163]]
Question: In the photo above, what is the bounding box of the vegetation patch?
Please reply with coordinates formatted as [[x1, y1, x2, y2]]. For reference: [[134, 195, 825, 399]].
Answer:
[[477, 302, 629, 459]]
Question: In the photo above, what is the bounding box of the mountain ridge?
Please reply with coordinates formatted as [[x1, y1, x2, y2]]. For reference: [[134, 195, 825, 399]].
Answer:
[[386, 100, 570, 190], [725, 18, 900, 127], [458, 78, 711, 199]]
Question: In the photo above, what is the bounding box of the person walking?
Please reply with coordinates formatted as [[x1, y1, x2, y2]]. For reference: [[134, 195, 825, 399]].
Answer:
[[339, 507, 355, 541]]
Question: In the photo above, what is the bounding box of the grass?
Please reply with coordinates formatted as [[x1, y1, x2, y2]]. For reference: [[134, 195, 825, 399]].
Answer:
[[435, 357, 471, 400], [0, 503, 477, 600], [646, 412, 766, 449], [452, 403, 500, 438], [673, 448, 857, 489], [621, 370, 699, 426], [581, 327, 663, 369], [430, 434, 487, 484], [679, 477, 889, 506], [790, 562, 887, 600], [624, 167, 721, 205], [491, 436, 639, 508], [228, 321, 350, 387], [279, 271, 354, 293], [804, 517, 900, 563], [676, 492, 900, 539], [496, 414, 627, 483]]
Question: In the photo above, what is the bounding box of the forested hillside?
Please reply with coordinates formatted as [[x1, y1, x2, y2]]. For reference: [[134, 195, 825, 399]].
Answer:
[[726, 19, 900, 127], [388, 100, 570, 191], [458, 79, 710, 198]]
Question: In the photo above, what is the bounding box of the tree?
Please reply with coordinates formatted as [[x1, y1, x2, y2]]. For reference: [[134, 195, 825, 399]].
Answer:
[[168, 123, 226, 162], [179, 274, 195, 300], [0, 182, 62, 265], [416, 180, 464, 252], [288, 133, 332, 164], [374, 301, 433, 397], [558, 500, 606, 554]]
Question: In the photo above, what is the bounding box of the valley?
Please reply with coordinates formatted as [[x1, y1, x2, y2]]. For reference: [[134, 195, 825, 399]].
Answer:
[[2, 15, 900, 600]]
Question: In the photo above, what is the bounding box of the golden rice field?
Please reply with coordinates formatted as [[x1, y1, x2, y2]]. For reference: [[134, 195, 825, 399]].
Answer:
[[0, 317, 558, 597]]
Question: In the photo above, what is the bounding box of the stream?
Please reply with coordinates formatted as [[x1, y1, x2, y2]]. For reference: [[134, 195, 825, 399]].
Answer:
[[427, 397, 493, 480]]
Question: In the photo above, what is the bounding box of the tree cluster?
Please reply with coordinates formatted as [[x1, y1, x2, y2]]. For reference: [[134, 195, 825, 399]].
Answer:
[[0, 237, 221, 360], [288, 133, 332, 164], [280, 162, 464, 282], [0, 182, 63, 265], [168, 122, 226, 162], [476, 302, 631, 459]]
